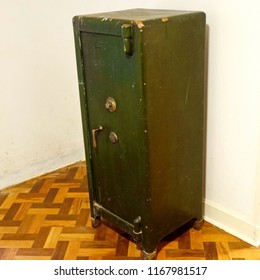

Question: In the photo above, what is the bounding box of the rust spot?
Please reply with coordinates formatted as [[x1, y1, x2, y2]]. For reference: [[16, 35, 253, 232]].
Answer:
[[161, 17, 169, 23], [133, 20, 145, 29]]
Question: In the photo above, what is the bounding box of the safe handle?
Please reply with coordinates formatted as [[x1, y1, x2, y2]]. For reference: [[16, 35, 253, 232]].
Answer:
[[92, 126, 103, 148]]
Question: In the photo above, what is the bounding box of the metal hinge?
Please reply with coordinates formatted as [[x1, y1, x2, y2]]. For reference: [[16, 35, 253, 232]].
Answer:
[[121, 24, 133, 55]]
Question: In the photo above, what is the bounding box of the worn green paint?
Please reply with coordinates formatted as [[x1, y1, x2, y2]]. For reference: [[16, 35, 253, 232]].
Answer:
[[73, 8, 206, 256]]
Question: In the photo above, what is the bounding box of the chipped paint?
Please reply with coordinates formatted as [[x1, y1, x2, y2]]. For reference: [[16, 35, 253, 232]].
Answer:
[[78, 37, 81, 49], [133, 20, 145, 29], [161, 17, 169, 23], [185, 75, 192, 104]]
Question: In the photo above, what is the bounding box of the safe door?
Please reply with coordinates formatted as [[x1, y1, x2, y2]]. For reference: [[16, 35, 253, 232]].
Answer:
[[80, 30, 148, 227]]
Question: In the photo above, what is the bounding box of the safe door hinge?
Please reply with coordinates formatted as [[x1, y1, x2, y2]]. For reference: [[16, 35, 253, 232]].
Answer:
[[121, 24, 133, 56]]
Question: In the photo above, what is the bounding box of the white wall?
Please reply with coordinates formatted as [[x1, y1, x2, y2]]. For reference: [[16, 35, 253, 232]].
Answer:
[[0, 0, 259, 246]]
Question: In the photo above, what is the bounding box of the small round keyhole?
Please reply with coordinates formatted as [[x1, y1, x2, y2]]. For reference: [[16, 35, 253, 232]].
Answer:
[[109, 132, 118, 144]]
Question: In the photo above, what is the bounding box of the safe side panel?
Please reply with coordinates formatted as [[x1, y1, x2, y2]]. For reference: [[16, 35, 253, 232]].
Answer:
[[80, 31, 149, 224], [143, 13, 206, 235]]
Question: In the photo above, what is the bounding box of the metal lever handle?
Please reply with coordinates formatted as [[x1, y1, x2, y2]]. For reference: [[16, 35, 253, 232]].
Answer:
[[92, 126, 103, 148]]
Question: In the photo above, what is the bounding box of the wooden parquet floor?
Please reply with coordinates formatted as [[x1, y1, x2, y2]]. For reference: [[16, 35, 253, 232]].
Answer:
[[0, 161, 259, 260]]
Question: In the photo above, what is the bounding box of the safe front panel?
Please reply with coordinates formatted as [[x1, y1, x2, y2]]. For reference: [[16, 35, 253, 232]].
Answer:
[[80, 31, 148, 224]]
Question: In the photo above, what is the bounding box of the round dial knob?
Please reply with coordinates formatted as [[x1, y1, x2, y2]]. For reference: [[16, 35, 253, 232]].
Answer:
[[105, 97, 116, 112]]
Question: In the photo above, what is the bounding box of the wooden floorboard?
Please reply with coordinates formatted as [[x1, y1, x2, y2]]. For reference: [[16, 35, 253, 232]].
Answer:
[[0, 161, 259, 260]]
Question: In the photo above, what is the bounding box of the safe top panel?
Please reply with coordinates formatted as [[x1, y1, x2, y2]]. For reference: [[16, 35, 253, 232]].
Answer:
[[75, 8, 198, 21], [73, 8, 205, 37]]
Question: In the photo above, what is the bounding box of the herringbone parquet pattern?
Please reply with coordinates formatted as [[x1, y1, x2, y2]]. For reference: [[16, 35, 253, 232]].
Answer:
[[0, 161, 259, 260]]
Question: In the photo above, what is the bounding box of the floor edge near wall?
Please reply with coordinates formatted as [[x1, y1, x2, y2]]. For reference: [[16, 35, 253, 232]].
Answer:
[[204, 199, 260, 248], [0, 151, 84, 191]]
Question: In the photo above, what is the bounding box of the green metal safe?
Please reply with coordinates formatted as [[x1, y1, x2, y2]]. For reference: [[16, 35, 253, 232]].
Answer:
[[73, 8, 206, 259]]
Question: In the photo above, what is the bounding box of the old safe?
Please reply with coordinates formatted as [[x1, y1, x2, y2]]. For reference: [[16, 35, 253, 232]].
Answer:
[[73, 8, 206, 259]]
